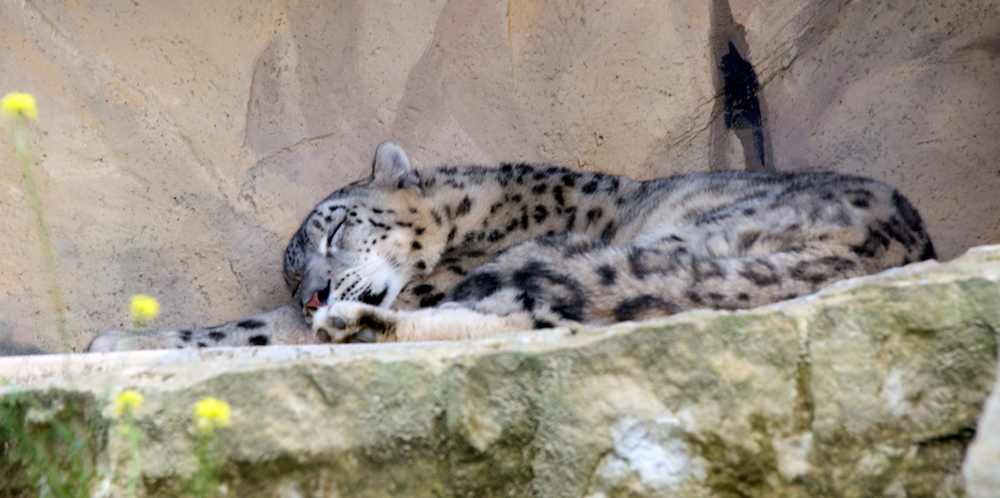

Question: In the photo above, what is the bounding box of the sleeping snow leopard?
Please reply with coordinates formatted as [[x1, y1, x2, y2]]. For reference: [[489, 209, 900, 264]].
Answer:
[[87, 141, 935, 352]]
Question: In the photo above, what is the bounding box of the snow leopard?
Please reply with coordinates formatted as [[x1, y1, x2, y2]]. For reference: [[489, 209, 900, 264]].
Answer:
[[86, 142, 935, 352]]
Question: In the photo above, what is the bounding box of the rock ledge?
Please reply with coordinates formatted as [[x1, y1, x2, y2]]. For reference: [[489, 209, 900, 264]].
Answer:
[[4, 246, 1000, 497]]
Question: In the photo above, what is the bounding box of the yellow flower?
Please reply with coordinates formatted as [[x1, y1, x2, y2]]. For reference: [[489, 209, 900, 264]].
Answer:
[[194, 397, 231, 435], [114, 390, 144, 417], [2, 92, 38, 121], [129, 294, 160, 323]]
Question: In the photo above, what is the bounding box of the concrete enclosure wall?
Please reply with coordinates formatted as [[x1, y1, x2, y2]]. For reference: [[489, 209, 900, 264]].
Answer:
[[0, 0, 998, 353]]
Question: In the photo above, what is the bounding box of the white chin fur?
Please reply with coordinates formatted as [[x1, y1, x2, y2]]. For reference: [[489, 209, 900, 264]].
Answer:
[[381, 274, 406, 308]]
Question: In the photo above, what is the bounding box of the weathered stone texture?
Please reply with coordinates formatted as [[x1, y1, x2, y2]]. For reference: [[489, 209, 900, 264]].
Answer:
[[964, 341, 1000, 498], [3, 245, 1000, 497], [0, 0, 998, 353]]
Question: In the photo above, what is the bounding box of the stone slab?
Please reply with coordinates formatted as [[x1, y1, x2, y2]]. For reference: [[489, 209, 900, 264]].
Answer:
[[3, 245, 1000, 497]]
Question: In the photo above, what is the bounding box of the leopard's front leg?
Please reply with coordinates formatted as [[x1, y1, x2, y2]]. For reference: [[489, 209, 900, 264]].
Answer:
[[312, 301, 536, 343]]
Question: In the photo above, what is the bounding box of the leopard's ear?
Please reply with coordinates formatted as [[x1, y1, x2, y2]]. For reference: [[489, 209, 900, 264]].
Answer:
[[371, 142, 419, 189]]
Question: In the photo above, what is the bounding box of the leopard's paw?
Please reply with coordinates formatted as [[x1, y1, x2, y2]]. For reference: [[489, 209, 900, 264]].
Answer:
[[312, 301, 397, 343]]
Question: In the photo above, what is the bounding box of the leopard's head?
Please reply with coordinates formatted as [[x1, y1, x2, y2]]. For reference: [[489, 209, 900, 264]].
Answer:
[[283, 142, 445, 320]]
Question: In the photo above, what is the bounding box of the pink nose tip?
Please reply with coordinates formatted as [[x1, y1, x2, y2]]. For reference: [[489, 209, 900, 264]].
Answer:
[[306, 291, 323, 310]]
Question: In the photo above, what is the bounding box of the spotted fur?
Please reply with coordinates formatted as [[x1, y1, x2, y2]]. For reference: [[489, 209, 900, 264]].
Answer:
[[87, 142, 934, 351]]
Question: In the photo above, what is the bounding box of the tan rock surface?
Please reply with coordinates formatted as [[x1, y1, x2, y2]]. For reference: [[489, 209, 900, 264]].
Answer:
[[0, 1, 998, 352]]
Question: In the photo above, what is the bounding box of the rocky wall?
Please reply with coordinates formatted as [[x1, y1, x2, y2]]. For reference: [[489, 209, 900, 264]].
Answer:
[[0, 0, 998, 352]]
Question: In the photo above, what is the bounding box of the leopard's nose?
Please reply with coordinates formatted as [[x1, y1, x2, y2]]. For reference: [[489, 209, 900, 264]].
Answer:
[[305, 291, 323, 311], [304, 281, 332, 311]]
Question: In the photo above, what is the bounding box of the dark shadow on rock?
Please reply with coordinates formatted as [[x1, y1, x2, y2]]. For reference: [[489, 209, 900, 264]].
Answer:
[[0, 331, 46, 357], [709, 0, 774, 172]]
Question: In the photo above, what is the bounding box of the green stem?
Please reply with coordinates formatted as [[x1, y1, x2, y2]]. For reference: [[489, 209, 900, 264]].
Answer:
[[124, 415, 141, 498], [13, 117, 69, 353]]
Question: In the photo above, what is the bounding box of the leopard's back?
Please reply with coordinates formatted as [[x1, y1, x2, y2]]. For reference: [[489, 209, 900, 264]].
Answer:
[[387, 168, 934, 319], [628, 171, 934, 264], [432, 169, 934, 326]]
